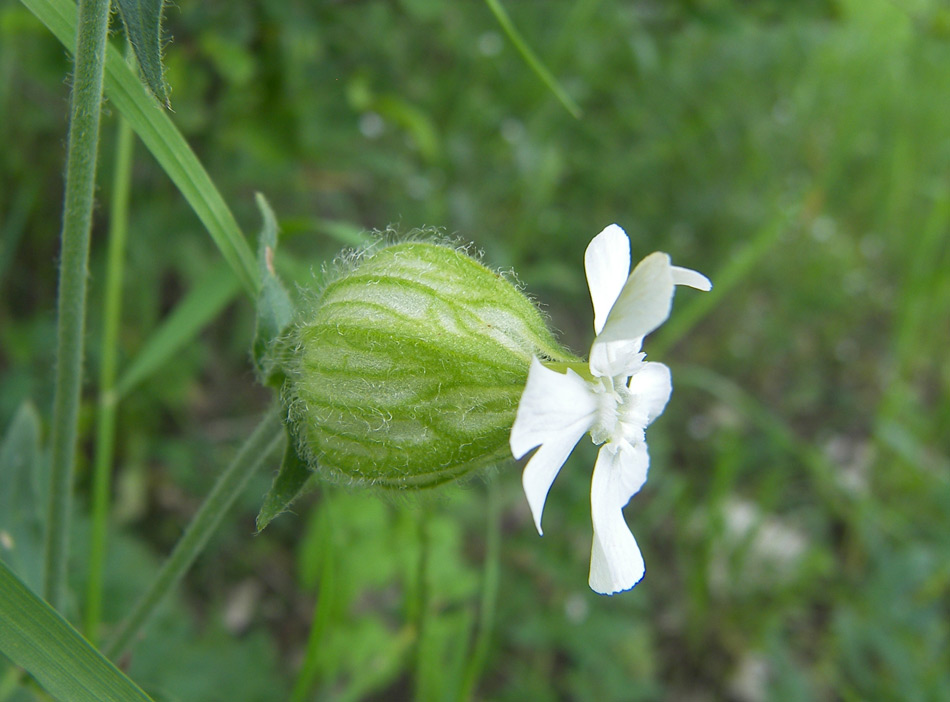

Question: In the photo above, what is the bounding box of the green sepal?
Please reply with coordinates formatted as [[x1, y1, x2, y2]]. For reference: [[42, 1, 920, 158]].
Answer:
[[255, 426, 314, 532], [251, 193, 295, 385], [0, 401, 45, 590], [115, 0, 169, 107]]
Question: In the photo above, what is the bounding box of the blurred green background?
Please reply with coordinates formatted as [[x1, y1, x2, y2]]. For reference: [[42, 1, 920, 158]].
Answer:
[[2, 0, 950, 699]]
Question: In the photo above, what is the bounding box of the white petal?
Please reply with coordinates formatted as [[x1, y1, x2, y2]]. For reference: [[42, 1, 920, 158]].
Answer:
[[510, 358, 597, 535], [510, 358, 596, 459], [626, 362, 672, 427], [596, 251, 675, 347], [588, 443, 649, 595], [588, 337, 644, 380], [521, 422, 591, 535], [671, 265, 712, 291], [585, 225, 631, 335]]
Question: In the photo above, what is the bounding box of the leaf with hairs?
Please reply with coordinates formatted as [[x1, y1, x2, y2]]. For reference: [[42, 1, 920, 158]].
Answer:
[[115, 0, 168, 106], [252, 193, 295, 381]]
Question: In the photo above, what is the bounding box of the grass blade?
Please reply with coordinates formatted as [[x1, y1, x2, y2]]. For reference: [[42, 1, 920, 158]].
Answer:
[[84, 109, 136, 642], [0, 559, 154, 702], [484, 0, 582, 119], [113, 263, 240, 400]]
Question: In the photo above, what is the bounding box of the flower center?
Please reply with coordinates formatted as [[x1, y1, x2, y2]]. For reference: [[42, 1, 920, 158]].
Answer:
[[588, 373, 651, 450], [589, 377, 630, 447]]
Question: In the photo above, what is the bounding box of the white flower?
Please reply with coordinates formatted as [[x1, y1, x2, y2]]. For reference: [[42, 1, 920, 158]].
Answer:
[[510, 224, 711, 595]]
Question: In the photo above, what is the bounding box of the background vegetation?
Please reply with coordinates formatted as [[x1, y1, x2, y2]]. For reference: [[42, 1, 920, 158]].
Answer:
[[2, 0, 949, 699]]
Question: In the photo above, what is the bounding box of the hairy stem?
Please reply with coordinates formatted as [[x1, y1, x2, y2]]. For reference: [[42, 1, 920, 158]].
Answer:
[[43, 0, 112, 610]]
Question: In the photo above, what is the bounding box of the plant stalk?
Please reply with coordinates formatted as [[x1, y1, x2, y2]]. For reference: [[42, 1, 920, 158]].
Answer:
[[43, 0, 112, 610]]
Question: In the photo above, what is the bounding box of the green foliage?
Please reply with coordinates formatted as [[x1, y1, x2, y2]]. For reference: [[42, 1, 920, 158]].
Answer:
[[5, 0, 950, 699], [255, 434, 312, 532], [251, 192, 294, 383], [0, 560, 154, 702], [21, 0, 260, 297]]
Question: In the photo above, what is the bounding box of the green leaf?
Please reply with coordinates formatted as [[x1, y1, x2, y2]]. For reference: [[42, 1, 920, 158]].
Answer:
[[114, 263, 240, 400], [20, 0, 260, 297], [252, 193, 295, 379], [115, 0, 168, 106], [0, 403, 44, 591], [256, 432, 313, 532], [0, 559, 154, 702]]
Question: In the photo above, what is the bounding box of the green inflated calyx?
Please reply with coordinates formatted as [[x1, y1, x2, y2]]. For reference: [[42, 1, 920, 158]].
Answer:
[[284, 240, 575, 489]]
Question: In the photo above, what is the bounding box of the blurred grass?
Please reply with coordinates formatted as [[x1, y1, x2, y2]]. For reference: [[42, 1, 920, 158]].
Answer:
[[2, 0, 950, 700]]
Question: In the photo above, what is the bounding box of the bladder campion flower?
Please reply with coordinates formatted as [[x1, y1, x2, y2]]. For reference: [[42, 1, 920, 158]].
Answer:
[[282, 237, 578, 490], [509, 224, 711, 595]]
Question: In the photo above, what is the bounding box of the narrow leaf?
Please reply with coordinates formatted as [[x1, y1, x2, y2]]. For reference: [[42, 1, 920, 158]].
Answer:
[[114, 263, 240, 400], [256, 433, 313, 532], [484, 0, 582, 119], [0, 403, 44, 591], [0, 559, 154, 702], [115, 0, 168, 106], [252, 193, 295, 377]]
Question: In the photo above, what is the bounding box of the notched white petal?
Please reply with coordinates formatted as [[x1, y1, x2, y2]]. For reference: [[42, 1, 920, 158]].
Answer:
[[510, 358, 596, 459], [588, 444, 650, 595], [626, 362, 672, 426], [596, 251, 675, 347], [585, 224, 631, 335], [671, 265, 712, 292], [521, 422, 590, 535], [511, 358, 596, 535]]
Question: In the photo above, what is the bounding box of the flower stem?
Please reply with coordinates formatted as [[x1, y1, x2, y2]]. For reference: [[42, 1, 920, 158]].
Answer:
[[104, 407, 285, 659], [43, 0, 112, 611], [83, 109, 136, 643], [412, 508, 431, 702]]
